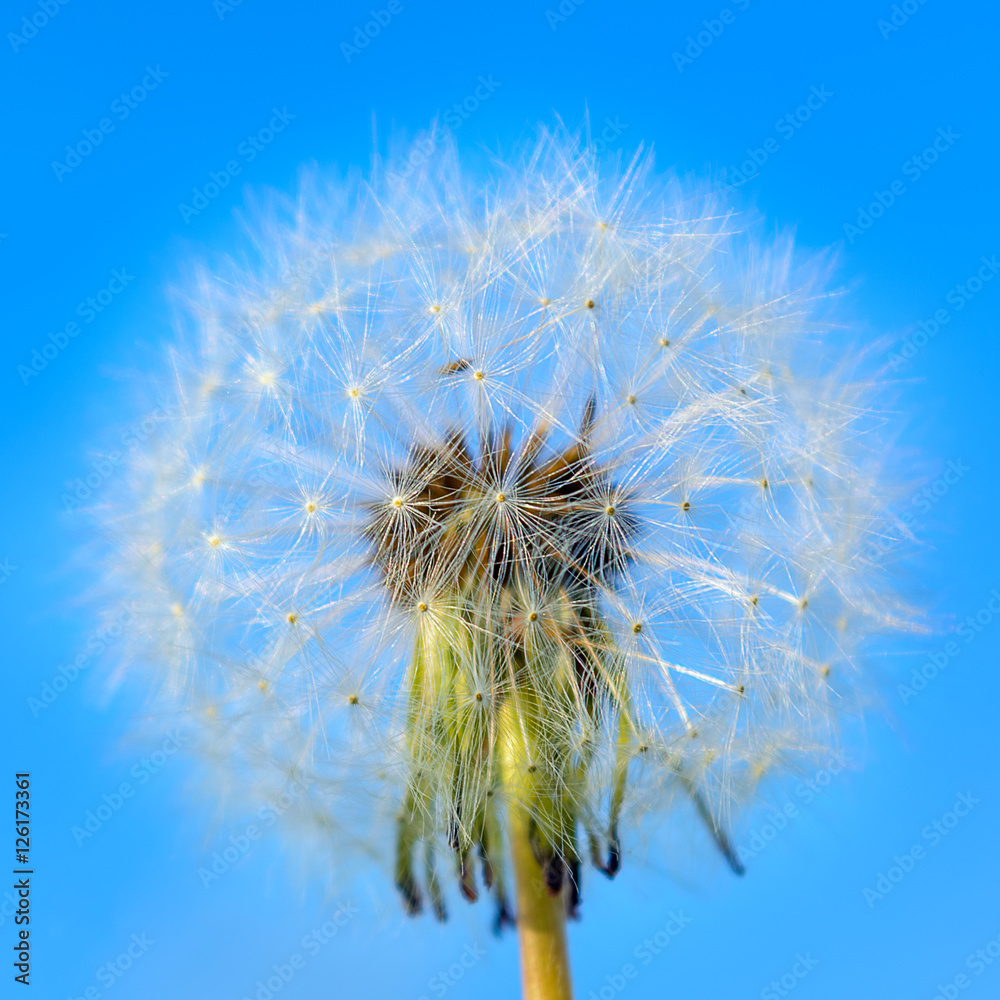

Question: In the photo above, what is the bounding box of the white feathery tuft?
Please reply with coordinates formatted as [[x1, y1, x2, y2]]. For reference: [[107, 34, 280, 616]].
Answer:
[[99, 123, 909, 920]]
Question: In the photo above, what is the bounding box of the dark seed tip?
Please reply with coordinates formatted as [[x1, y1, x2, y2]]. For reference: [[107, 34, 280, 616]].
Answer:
[[397, 882, 422, 916], [492, 902, 516, 937], [605, 842, 621, 878]]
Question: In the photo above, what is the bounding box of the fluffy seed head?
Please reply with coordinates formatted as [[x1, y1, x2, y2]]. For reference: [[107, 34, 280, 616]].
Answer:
[[101, 125, 906, 919]]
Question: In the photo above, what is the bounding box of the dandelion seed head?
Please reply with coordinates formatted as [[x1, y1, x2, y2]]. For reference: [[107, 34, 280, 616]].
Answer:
[[101, 124, 910, 924]]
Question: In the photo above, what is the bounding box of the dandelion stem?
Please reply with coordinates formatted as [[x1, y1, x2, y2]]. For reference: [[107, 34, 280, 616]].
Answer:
[[500, 701, 574, 1000]]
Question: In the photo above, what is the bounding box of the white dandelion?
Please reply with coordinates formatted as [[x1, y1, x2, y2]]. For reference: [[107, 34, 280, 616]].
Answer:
[[101, 124, 907, 999]]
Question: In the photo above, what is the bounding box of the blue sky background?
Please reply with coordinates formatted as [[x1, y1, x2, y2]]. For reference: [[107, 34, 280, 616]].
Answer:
[[2, 1, 999, 997]]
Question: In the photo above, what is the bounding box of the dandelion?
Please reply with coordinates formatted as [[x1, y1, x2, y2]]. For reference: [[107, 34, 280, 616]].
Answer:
[[103, 125, 905, 999]]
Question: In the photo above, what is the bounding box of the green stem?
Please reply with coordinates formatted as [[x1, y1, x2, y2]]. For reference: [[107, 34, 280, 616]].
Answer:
[[500, 701, 574, 1000]]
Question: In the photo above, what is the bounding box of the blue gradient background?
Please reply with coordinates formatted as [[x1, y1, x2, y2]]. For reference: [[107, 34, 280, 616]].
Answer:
[[2, 1, 998, 997]]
